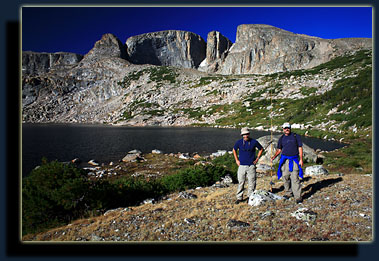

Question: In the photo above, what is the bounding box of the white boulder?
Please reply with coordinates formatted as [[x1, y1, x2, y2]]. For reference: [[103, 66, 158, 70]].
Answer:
[[248, 190, 285, 207], [305, 165, 329, 176]]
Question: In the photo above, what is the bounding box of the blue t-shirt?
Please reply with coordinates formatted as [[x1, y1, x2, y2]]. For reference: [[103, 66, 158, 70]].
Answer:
[[277, 133, 303, 156], [233, 138, 263, 166]]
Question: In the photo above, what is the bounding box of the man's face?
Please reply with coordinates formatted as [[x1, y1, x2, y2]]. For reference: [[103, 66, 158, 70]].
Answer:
[[243, 134, 250, 141], [283, 127, 291, 135]]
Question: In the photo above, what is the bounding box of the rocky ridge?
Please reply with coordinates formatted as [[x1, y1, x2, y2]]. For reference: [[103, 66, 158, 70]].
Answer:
[[22, 24, 372, 133], [217, 24, 371, 74]]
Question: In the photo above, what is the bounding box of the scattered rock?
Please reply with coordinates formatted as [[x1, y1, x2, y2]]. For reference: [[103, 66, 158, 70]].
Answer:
[[212, 175, 233, 188], [88, 159, 99, 166], [193, 154, 202, 159], [71, 158, 81, 164], [142, 198, 156, 205], [211, 150, 227, 158], [90, 234, 104, 241], [220, 175, 233, 187], [291, 208, 317, 223], [184, 218, 196, 225], [152, 149, 162, 154], [305, 165, 329, 176], [178, 192, 197, 199], [179, 153, 191, 160], [310, 237, 329, 241], [260, 210, 275, 219], [122, 150, 145, 163], [128, 149, 142, 154], [248, 190, 285, 207], [194, 161, 212, 167], [226, 219, 250, 229]]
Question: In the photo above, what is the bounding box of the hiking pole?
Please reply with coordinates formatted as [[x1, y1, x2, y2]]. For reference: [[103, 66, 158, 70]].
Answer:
[[269, 87, 273, 193]]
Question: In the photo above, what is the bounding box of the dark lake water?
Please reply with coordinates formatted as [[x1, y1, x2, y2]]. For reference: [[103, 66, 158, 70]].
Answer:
[[22, 124, 346, 176]]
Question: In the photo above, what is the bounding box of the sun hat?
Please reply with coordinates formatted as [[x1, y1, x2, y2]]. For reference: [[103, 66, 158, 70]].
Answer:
[[240, 127, 250, 136], [282, 122, 291, 129]]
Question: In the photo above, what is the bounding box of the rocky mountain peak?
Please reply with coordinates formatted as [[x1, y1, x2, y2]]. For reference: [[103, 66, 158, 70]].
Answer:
[[80, 33, 128, 65], [199, 31, 233, 73], [125, 30, 206, 69], [215, 24, 371, 75]]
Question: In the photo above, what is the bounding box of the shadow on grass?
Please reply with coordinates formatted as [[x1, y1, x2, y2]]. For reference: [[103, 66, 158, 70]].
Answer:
[[302, 177, 343, 200]]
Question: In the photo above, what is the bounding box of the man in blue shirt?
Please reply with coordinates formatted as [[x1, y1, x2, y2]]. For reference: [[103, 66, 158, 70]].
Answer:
[[271, 122, 304, 203], [233, 127, 264, 204]]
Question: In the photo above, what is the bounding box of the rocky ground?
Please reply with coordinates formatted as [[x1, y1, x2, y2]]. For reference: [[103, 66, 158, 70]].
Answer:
[[22, 154, 372, 242]]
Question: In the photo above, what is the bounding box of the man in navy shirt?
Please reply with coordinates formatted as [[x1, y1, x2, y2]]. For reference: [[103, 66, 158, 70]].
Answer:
[[271, 122, 304, 203], [233, 127, 264, 204]]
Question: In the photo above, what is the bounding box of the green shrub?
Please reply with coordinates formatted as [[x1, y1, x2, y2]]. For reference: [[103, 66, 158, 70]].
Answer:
[[161, 165, 232, 192], [22, 160, 92, 235], [148, 66, 178, 84], [117, 70, 144, 88], [22, 159, 233, 236], [211, 153, 238, 175]]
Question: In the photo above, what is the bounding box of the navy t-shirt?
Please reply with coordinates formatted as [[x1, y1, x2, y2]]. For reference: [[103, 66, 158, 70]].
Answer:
[[233, 138, 263, 166], [277, 133, 303, 156]]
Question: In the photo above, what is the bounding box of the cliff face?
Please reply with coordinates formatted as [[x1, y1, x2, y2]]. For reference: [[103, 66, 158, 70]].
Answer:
[[21, 24, 372, 129], [198, 31, 233, 73], [216, 24, 372, 75], [126, 30, 206, 69], [22, 51, 83, 75]]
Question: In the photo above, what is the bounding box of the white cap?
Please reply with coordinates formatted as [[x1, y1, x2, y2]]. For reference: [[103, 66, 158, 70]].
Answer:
[[282, 122, 291, 129], [240, 127, 250, 136]]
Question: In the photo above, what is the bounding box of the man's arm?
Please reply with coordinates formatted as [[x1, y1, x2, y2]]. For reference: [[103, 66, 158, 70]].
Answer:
[[253, 148, 264, 165], [298, 146, 303, 167], [271, 148, 282, 161], [233, 148, 240, 166]]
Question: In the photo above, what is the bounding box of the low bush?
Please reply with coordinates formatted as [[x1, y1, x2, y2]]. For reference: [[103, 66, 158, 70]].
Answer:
[[22, 159, 92, 235], [22, 159, 232, 236], [161, 165, 232, 192]]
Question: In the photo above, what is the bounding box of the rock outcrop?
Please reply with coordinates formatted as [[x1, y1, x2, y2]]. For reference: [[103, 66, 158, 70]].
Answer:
[[125, 30, 206, 68], [22, 51, 83, 75], [21, 25, 372, 127], [216, 24, 372, 75], [22, 33, 133, 123], [199, 31, 232, 72], [79, 33, 128, 66]]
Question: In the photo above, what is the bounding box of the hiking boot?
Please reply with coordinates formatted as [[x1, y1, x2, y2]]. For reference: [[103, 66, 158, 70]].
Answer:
[[295, 198, 303, 204], [235, 199, 243, 205]]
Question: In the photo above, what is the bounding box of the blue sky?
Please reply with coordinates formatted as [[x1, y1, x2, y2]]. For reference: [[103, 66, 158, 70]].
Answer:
[[22, 6, 372, 55]]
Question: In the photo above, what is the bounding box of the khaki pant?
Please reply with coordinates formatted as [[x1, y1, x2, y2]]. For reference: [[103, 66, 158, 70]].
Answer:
[[281, 159, 302, 200], [236, 165, 256, 200]]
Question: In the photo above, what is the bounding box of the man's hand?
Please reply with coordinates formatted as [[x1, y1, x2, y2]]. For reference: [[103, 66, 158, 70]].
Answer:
[[299, 159, 303, 168], [253, 158, 259, 165], [236, 160, 240, 166]]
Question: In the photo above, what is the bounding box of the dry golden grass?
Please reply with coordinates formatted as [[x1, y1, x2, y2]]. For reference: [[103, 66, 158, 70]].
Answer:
[[22, 173, 372, 242]]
